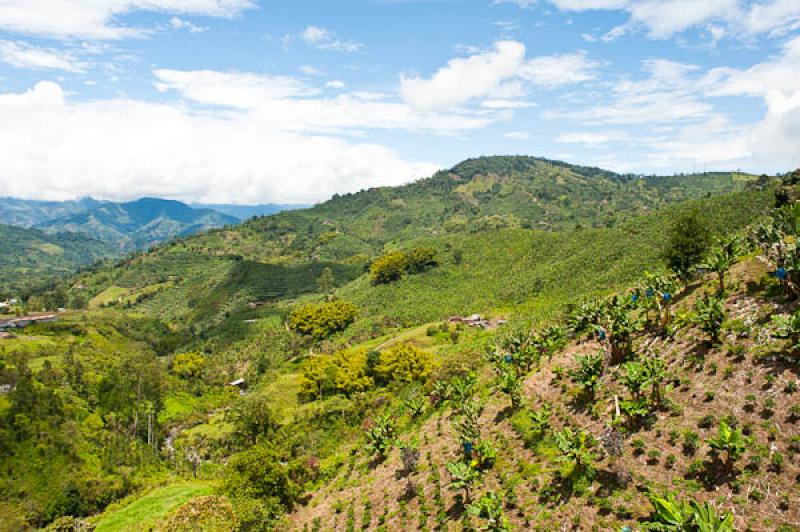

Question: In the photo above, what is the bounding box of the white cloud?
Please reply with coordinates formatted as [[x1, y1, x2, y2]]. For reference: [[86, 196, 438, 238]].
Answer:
[[0, 80, 439, 204], [0, 0, 254, 40], [299, 26, 362, 53], [518, 52, 596, 87], [400, 41, 526, 111], [154, 69, 493, 134], [545, 0, 800, 40], [325, 80, 345, 89], [503, 131, 531, 139], [169, 17, 208, 33], [399, 41, 596, 111], [556, 130, 629, 146], [493, 0, 537, 7], [299, 65, 321, 76], [0, 40, 86, 71]]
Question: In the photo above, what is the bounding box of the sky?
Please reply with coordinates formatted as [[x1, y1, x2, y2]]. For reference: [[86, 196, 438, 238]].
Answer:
[[0, 0, 798, 204]]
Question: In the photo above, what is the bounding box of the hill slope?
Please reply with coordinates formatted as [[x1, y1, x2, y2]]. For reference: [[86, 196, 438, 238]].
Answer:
[[0, 224, 114, 295], [0, 196, 103, 227], [36, 198, 239, 251], [175, 156, 762, 264]]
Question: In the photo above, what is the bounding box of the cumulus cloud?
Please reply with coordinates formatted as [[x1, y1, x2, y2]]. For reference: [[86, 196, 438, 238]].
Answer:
[[0, 40, 86, 71], [298, 26, 362, 53], [154, 69, 493, 134], [399, 41, 596, 111], [0, 0, 255, 39], [0, 80, 439, 204], [556, 130, 629, 146], [169, 17, 208, 33]]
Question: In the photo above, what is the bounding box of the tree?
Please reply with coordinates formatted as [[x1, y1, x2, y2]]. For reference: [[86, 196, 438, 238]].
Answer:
[[170, 352, 205, 382], [447, 461, 481, 504], [569, 352, 604, 401], [298, 355, 337, 401], [694, 294, 725, 345], [369, 252, 408, 284], [406, 247, 438, 273], [231, 394, 279, 446], [707, 421, 747, 470], [223, 444, 300, 526], [701, 237, 740, 295], [664, 210, 711, 283], [288, 299, 357, 341], [374, 344, 434, 384], [332, 349, 373, 395], [316, 267, 335, 295]]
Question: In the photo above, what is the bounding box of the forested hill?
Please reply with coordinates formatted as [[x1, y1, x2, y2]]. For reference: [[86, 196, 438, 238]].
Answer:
[[0, 224, 114, 295], [179, 156, 763, 263], [36, 197, 239, 252]]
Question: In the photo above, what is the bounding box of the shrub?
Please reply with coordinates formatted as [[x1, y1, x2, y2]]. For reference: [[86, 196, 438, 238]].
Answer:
[[288, 299, 357, 340], [161, 496, 240, 532]]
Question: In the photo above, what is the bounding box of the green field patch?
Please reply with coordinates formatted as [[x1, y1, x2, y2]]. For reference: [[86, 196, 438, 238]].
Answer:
[[89, 286, 131, 309], [92, 482, 215, 532]]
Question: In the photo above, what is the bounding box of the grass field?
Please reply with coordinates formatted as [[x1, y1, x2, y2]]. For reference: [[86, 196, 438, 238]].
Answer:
[[92, 482, 215, 532]]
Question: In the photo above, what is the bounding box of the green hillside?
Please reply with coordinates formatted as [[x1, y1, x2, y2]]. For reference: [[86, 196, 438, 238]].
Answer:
[[0, 224, 114, 296], [160, 157, 761, 264], [0, 158, 792, 532], [0, 196, 102, 228], [36, 198, 239, 252]]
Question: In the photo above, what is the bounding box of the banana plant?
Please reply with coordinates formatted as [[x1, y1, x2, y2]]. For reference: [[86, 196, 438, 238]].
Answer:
[[700, 237, 741, 295], [691, 500, 734, 531], [447, 461, 481, 504], [707, 421, 747, 470], [466, 491, 512, 531], [554, 426, 597, 478], [646, 492, 734, 531], [364, 414, 397, 460], [569, 352, 604, 401], [494, 366, 523, 411], [771, 310, 800, 356], [694, 295, 725, 345]]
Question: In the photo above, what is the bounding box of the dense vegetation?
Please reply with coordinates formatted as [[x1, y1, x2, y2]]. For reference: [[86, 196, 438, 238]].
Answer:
[[0, 224, 115, 296], [0, 157, 795, 531]]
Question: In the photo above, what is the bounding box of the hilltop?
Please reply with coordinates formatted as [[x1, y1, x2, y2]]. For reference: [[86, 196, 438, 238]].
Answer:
[[34, 198, 239, 252]]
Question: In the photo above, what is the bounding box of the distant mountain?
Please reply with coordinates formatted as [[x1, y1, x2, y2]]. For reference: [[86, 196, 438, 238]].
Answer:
[[0, 224, 113, 295], [0, 196, 105, 227], [36, 198, 239, 251], [191, 203, 308, 220]]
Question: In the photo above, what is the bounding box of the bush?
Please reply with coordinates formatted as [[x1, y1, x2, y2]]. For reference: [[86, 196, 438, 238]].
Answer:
[[664, 210, 711, 282], [161, 496, 240, 532], [170, 352, 205, 381], [288, 299, 357, 340]]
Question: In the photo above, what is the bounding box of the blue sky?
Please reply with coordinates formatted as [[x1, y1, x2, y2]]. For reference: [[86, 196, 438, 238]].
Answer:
[[0, 0, 798, 204]]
